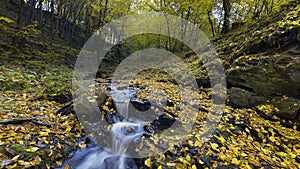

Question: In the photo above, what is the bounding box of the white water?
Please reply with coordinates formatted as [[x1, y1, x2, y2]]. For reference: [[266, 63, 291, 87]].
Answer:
[[111, 121, 145, 156], [73, 121, 143, 169], [65, 88, 144, 169], [110, 87, 136, 119]]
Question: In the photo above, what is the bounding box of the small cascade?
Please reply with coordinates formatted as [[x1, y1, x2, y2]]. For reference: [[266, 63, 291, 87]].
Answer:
[[111, 121, 145, 156], [110, 87, 136, 119], [65, 147, 138, 169], [63, 86, 144, 169]]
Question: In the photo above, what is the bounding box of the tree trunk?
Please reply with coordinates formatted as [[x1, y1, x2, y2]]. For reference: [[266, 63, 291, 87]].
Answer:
[[56, 0, 62, 31], [102, 0, 109, 24], [32, 0, 37, 22], [13, 0, 25, 46], [97, 0, 103, 28], [85, 7, 91, 36], [25, 0, 35, 24], [222, 0, 230, 34], [39, 0, 44, 28], [207, 10, 215, 37], [17, 0, 25, 29], [44, 2, 49, 25], [50, 0, 55, 38]]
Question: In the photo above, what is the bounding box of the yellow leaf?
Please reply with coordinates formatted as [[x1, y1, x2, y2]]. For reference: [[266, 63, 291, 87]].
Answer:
[[64, 164, 70, 169], [244, 164, 251, 169], [56, 161, 62, 166], [192, 164, 197, 169], [194, 140, 202, 147], [215, 135, 226, 144], [27, 146, 39, 153], [11, 163, 18, 168], [102, 105, 109, 111], [62, 121, 69, 126], [269, 136, 276, 142], [29, 141, 36, 145], [290, 153, 296, 158], [241, 152, 247, 157], [107, 125, 112, 131], [18, 140, 24, 145], [281, 161, 287, 167], [65, 126, 72, 132], [231, 158, 240, 165], [210, 143, 218, 150], [167, 163, 176, 166], [219, 153, 227, 161], [178, 157, 184, 162], [233, 148, 239, 155], [20, 126, 26, 131], [79, 142, 86, 148], [48, 150, 53, 156], [276, 152, 287, 157], [43, 139, 49, 144], [39, 131, 49, 136], [12, 154, 21, 161], [186, 154, 191, 162], [157, 165, 162, 169], [145, 158, 151, 167], [18, 160, 31, 167], [198, 159, 204, 164]]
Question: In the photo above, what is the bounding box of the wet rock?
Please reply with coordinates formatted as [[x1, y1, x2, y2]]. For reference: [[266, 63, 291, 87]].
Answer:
[[229, 87, 266, 107], [144, 114, 176, 135], [155, 114, 176, 130], [130, 99, 151, 111], [64, 147, 101, 169]]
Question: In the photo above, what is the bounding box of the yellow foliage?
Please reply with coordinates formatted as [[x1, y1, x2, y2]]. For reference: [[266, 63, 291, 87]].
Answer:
[[145, 158, 151, 167]]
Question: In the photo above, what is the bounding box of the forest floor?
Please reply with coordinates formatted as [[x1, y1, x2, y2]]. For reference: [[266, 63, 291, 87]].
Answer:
[[1, 0, 300, 169]]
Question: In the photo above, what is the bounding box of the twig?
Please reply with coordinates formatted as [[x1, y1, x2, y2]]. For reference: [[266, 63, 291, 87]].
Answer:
[[0, 118, 66, 130], [31, 120, 52, 128], [0, 118, 37, 125], [56, 100, 74, 115]]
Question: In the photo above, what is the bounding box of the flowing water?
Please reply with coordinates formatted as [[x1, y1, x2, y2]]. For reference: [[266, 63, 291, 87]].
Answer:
[[63, 87, 144, 169], [110, 87, 136, 119]]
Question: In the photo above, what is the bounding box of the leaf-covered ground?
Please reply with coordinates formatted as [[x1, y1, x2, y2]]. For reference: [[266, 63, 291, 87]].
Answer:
[[0, 64, 85, 168], [1, 63, 300, 169], [126, 76, 300, 169], [1, 1, 300, 168]]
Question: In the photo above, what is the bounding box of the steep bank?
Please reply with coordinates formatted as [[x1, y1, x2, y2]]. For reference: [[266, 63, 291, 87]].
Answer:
[[193, 0, 300, 121]]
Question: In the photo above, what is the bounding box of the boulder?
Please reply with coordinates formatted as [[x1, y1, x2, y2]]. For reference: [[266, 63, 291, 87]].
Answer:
[[229, 87, 266, 107], [227, 45, 300, 120]]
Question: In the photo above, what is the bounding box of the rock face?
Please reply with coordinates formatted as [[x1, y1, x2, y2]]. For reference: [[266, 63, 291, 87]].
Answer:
[[229, 87, 266, 107], [227, 44, 300, 119]]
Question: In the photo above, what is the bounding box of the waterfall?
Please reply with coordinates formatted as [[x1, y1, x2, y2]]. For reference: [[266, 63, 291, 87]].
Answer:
[[111, 121, 145, 156], [63, 87, 143, 169], [110, 87, 136, 119], [64, 122, 143, 169]]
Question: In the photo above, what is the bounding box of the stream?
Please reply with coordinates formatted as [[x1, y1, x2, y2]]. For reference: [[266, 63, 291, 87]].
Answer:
[[62, 85, 150, 169]]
